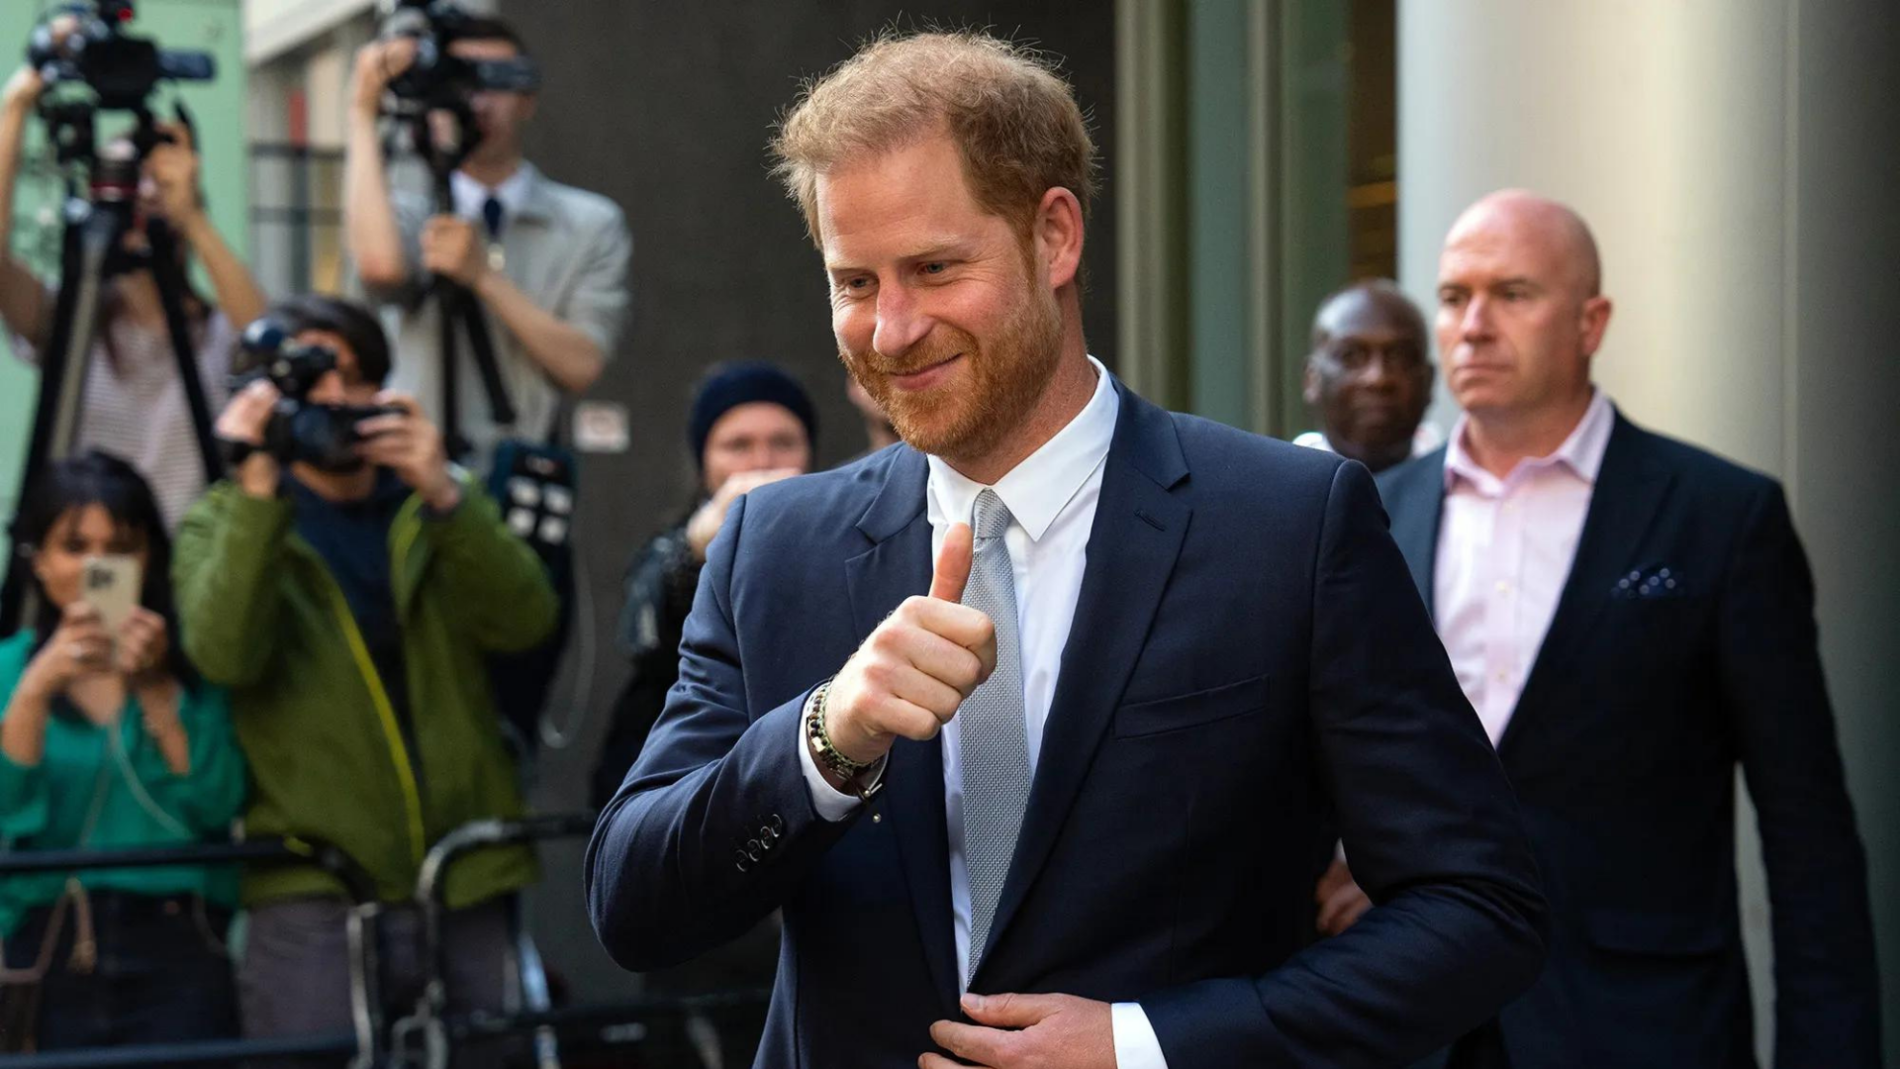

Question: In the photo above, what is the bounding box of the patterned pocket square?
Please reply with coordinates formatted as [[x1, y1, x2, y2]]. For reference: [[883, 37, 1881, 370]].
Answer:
[[1612, 565, 1685, 600]]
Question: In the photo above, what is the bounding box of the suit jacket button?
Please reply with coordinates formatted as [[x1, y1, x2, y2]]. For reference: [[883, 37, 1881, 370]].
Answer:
[[733, 849, 751, 873]]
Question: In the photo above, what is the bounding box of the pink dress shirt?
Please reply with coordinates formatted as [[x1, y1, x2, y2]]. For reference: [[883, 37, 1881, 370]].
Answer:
[[1435, 391, 1615, 746]]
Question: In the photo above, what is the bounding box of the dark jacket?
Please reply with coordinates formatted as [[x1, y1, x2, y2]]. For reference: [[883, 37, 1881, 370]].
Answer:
[[1375, 411, 1881, 1069], [587, 382, 1548, 1069], [591, 519, 699, 809]]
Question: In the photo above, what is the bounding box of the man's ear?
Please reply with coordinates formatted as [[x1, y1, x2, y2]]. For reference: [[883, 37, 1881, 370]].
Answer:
[[1034, 187, 1085, 290], [1302, 361, 1323, 408], [1579, 295, 1613, 357]]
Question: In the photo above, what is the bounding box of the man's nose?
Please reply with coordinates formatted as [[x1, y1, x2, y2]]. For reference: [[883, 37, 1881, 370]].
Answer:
[[1462, 296, 1496, 340], [872, 283, 931, 358], [1359, 352, 1397, 387]]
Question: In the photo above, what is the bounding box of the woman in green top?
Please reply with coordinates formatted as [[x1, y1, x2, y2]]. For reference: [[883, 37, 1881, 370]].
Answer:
[[0, 452, 246, 1056]]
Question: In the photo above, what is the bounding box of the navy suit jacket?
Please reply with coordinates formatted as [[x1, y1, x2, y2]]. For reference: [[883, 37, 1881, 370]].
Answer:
[[1376, 412, 1881, 1069], [588, 383, 1547, 1068]]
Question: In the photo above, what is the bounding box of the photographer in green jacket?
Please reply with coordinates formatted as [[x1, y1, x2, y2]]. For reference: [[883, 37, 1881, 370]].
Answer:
[[171, 295, 557, 1061]]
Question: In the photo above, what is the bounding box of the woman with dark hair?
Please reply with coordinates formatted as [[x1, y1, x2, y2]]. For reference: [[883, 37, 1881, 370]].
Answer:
[[0, 452, 246, 1056], [1, 53, 268, 529]]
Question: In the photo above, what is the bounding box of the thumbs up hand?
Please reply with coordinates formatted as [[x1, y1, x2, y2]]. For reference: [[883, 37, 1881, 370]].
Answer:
[[821, 524, 998, 769]]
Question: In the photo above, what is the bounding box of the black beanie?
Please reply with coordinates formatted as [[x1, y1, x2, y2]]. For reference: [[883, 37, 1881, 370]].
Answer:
[[688, 362, 819, 470]]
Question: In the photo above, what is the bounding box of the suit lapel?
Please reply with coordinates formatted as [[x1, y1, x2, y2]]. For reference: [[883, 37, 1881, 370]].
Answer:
[[1387, 452, 1447, 617], [1498, 415, 1673, 757], [842, 447, 959, 1012], [975, 385, 1191, 977]]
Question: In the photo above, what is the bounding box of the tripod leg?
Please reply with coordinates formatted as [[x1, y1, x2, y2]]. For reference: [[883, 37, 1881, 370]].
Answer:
[[144, 219, 224, 483], [453, 279, 516, 427], [0, 200, 118, 633], [435, 277, 470, 462]]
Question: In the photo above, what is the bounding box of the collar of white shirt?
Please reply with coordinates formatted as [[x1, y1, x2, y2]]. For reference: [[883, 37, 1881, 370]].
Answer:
[[924, 356, 1117, 540], [1291, 422, 1445, 458], [1443, 388, 1616, 493], [450, 164, 537, 226]]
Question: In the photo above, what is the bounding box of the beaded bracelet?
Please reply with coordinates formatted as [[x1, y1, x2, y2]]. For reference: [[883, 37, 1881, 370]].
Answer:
[[805, 679, 873, 781]]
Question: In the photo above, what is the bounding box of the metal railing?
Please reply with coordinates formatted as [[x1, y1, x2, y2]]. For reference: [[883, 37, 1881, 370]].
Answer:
[[0, 815, 768, 1069]]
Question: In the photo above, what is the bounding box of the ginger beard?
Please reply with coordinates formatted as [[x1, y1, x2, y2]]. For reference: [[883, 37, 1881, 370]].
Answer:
[[839, 250, 1064, 463]]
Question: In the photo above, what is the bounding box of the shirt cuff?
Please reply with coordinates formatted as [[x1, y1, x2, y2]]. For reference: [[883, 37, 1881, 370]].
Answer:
[[1112, 1002, 1169, 1069], [795, 692, 885, 822]]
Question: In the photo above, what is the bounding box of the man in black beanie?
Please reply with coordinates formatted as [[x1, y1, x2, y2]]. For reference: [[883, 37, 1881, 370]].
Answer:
[[588, 360, 817, 1063], [596, 360, 818, 804]]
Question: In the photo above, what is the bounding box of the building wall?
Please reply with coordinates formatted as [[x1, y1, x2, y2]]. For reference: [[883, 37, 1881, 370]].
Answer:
[[1399, 1, 1899, 1060]]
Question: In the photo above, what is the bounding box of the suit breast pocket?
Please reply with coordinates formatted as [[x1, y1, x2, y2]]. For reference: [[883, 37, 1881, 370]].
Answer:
[[1113, 673, 1271, 739]]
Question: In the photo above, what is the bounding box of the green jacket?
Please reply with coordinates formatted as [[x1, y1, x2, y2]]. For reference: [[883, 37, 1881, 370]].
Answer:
[[172, 478, 558, 909]]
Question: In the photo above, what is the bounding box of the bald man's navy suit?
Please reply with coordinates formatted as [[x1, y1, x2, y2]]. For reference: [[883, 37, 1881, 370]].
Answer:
[[587, 382, 1548, 1068], [1376, 414, 1881, 1069]]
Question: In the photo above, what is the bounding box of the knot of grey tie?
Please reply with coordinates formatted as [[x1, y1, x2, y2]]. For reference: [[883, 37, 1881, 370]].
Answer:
[[959, 488, 1030, 985]]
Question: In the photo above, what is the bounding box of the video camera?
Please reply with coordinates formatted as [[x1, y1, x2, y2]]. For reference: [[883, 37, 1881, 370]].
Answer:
[[234, 319, 401, 473], [26, 2, 215, 113], [378, 0, 540, 112]]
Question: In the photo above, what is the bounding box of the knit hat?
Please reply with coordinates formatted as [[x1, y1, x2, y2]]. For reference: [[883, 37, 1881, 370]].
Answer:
[[688, 362, 818, 470]]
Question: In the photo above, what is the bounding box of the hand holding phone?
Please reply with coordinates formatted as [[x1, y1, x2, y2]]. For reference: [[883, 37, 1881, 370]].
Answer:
[[115, 607, 172, 681], [81, 555, 143, 659]]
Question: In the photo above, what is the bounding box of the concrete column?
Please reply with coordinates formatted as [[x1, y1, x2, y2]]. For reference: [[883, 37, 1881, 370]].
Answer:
[[1399, 2, 1898, 1061]]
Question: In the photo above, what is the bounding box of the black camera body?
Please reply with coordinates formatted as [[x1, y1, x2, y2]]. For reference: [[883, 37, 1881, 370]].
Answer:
[[28, 2, 215, 112], [380, 0, 540, 111], [235, 319, 399, 473]]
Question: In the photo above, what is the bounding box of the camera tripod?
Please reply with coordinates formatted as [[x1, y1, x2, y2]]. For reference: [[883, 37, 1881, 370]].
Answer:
[[0, 102, 221, 634], [391, 92, 516, 461]]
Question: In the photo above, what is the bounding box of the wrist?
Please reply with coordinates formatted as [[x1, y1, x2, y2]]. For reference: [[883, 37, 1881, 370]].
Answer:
[[805, 681, 885, 799], [134, 674, 179, 701], [469, 264, 502, 297], [685, 524, 713, 561], [175, 208, 212, 241], [14, 668, 59, 708], [421, 476, 462, 514], [237, 453, 280, 498]]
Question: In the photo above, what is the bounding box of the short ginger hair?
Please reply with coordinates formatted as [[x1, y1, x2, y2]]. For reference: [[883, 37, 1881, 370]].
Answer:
[[770, 30, 1098, 248]]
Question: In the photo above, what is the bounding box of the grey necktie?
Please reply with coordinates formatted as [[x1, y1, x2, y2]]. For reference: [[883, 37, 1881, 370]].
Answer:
[[959, 488, 1031, 985]]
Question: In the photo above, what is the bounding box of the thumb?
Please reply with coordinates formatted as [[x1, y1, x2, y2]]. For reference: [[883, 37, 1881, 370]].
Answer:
[[928, 523, 973, 602], [961, 991, 1058, 1028]]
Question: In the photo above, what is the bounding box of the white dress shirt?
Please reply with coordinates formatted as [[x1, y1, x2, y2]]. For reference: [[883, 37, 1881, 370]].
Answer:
[[1435, 390, 1614, 744], [798, 357, 1172, 1067], [1290, 422, 1445, 459], [449, 166, 534, 227]]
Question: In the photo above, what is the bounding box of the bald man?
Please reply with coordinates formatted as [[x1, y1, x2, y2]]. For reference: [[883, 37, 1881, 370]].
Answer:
[[1367, 190, 1881, 1068], [1292, 280, 1443, 473]]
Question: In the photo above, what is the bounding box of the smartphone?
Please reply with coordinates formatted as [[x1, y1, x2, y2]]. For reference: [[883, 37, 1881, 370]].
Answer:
[[81, 555, 143, 649]]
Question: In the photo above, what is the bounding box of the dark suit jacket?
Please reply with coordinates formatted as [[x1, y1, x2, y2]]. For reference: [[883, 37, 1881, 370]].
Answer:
[[1376, 412, 1881, 1069], [588, 383, 1548, 1068]]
